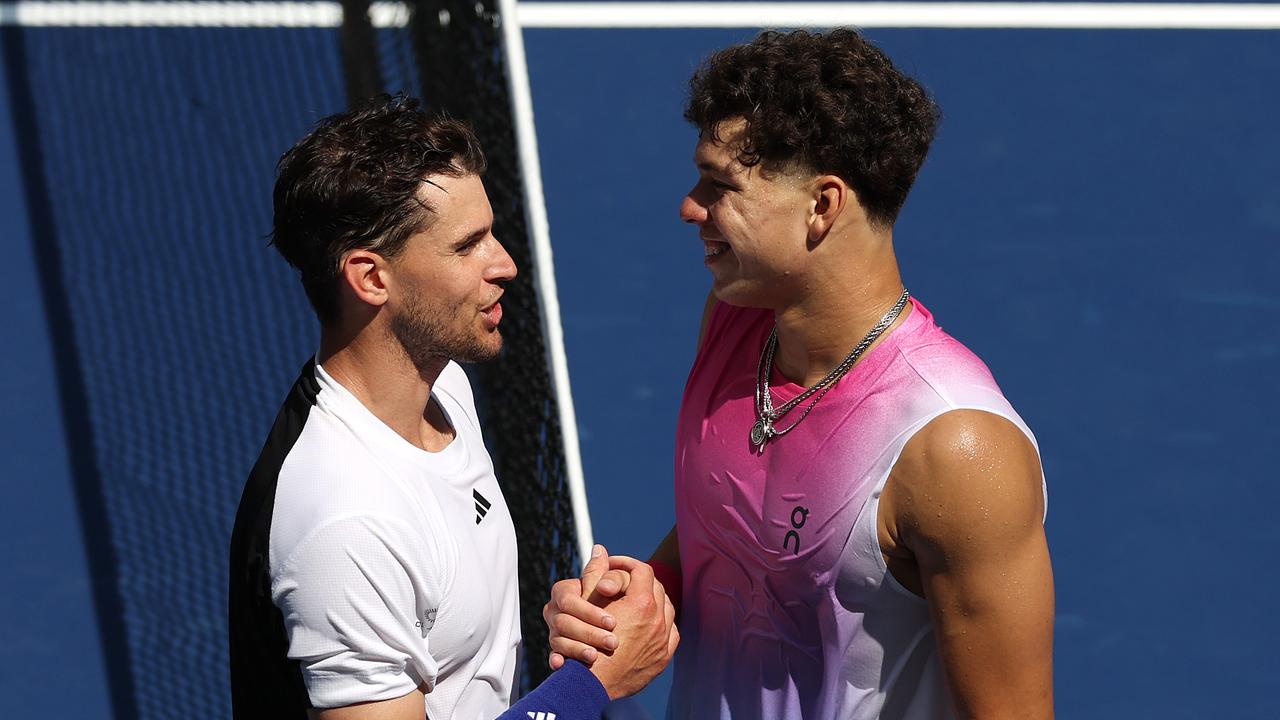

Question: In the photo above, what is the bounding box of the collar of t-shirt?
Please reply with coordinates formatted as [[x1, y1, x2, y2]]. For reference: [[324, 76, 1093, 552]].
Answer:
[[313, 359, 471, 475]]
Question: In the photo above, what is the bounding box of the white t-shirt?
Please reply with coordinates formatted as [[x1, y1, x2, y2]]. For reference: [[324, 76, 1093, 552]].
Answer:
[[267, 361, 521, 718]]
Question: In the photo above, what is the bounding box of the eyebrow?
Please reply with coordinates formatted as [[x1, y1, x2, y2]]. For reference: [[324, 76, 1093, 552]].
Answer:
[[457, 225, 490, 247], [697, 160, 732, 175]]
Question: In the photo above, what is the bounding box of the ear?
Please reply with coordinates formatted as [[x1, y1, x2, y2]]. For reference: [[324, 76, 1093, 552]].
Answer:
[[338, 249, 390, 309], [806, 175, 858, 244]]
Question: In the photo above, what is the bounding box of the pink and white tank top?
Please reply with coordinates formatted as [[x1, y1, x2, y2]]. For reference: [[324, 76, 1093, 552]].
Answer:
[[668, 298, 1042, 719]]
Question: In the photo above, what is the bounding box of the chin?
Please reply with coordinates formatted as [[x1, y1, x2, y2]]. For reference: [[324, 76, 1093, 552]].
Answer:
[[472, 333, 504, 362], [712, 281, 774, 310]]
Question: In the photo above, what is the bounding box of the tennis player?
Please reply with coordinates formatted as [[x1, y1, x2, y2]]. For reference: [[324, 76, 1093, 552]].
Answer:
[[229, 95, 677, 720], [544, 30, 1054, 718]]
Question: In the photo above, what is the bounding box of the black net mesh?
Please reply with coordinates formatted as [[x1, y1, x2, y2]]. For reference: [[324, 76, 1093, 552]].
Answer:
[[394, 0, 583, 693], [5, 1, 579, 714], [3, 19, 345, 719]]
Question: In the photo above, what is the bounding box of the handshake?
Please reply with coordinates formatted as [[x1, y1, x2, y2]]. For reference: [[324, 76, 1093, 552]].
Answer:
[[541, 545, 680, 700]]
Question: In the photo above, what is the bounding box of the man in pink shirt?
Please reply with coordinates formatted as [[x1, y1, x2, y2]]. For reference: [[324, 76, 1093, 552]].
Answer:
[[545, 30, 1054, 719]]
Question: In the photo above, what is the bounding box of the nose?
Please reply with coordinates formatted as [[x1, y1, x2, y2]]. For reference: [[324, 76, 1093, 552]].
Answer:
[[488, 237, 518, 283], [680, 187, 708, 225]]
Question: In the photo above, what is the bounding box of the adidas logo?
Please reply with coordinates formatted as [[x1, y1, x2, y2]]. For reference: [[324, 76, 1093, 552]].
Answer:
[[474, 488, 492, 524], [526, 713, 556, 720]]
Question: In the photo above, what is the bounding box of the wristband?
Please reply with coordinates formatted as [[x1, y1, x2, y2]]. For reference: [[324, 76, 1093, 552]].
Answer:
[[500, 659, 609, 720]]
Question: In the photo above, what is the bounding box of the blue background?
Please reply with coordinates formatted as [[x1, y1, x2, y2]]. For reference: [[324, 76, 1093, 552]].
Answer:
[[3, 11, 1279, 720]]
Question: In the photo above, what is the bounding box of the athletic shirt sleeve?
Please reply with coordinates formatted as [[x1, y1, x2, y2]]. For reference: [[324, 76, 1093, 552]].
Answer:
[[275, 513, 611, 717], [271, 513, 445, 709]]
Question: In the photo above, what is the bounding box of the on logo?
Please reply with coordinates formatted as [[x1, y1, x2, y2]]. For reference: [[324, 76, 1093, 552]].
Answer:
[[783, 505, 809, 555], [526, 713, 557, 720]]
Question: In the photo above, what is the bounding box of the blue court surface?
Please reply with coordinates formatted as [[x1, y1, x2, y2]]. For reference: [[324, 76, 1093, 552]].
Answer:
[[3, 4, 1279, 718]]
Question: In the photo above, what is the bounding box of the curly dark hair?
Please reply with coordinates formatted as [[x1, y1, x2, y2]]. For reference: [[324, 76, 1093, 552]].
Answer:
[[686, 29, 940, 228], [271, 94, 486, 325]]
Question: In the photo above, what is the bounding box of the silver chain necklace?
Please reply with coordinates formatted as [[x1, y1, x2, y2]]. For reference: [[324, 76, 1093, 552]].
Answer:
[[750, 288, 911, 452]]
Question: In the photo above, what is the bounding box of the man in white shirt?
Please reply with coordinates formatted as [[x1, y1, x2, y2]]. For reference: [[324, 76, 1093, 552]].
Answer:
[[229, 94, 677, 720]]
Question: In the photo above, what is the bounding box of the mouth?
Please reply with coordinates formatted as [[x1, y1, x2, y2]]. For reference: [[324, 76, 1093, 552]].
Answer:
[[704, 239, 730, 260], [480, 296, 504, 328]]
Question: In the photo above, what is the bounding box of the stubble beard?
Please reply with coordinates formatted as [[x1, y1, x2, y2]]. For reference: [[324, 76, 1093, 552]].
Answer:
[[389, 288, 502, 370]]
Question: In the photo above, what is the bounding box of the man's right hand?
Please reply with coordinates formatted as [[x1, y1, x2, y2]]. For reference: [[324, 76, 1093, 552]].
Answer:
[[544, 544, 631, 669], [543, 545, 678, 700]]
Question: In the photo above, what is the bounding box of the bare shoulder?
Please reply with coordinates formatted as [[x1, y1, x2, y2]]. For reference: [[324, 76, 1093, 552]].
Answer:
[[886, 409, 1044, 557], [881, 411, 1054, 715]]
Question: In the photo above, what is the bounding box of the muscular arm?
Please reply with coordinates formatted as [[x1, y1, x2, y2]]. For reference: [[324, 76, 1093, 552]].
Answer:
[[882, 410, 1054, 719]]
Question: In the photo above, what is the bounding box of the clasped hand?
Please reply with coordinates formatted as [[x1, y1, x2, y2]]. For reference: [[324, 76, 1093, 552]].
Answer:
[[542, 545, 679, 700]]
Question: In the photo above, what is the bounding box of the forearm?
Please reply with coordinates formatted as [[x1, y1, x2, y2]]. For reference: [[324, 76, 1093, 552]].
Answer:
[[647, 526, 681, 618], [648, 526, 680, 569]]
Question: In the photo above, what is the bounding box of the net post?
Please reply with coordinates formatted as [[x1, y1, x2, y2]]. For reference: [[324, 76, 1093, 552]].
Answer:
[[494, 0, 595, 567], [339, 0, 384, 105]]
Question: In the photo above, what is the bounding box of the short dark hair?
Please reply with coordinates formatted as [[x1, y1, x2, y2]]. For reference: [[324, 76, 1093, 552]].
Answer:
[[271, 94, 486, 325], [685, 29, 940, 228]]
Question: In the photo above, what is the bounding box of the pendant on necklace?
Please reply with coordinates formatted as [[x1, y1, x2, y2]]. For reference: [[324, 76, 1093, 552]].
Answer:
[[750, 418, 771, 450]]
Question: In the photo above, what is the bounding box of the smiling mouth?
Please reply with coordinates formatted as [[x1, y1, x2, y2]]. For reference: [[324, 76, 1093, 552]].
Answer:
[[704, 240, 730, 258]]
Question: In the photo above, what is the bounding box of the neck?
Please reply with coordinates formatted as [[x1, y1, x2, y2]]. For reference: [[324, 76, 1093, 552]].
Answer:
[[772, 252, 909, 387], [317, 322, 453, 452]]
